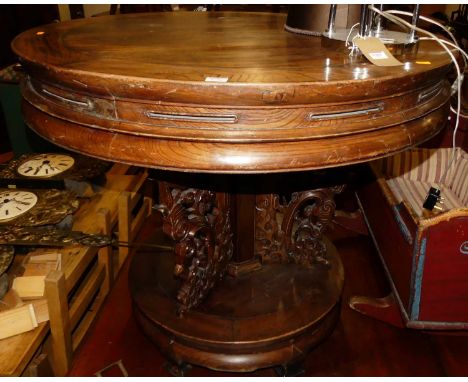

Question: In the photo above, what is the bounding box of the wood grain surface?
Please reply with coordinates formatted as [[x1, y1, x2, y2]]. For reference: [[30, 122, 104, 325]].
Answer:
[[12, 12, 454, 173]]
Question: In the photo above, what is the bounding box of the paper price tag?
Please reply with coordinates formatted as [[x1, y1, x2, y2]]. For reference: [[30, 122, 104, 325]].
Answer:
[[354, 37, 403, 67]]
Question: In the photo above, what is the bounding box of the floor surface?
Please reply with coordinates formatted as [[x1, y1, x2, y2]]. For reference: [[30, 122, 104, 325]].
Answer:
[[68, 215, 468, 377]]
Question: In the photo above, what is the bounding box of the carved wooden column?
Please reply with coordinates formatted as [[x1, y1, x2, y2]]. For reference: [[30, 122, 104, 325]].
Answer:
[[151, 173, 345, 311], [156, 183, 234, 313], [256, 185, 345, 267]]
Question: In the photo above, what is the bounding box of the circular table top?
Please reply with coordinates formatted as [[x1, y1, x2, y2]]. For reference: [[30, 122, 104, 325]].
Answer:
[[13, 12, 453, 173]]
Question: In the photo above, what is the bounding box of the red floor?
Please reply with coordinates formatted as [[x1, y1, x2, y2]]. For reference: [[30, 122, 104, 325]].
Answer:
[[68, 226, 468, 377]]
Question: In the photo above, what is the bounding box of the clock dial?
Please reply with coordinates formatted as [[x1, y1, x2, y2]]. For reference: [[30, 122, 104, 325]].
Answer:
[[0, 191, 38, 221], [17, 154, 75, 178]]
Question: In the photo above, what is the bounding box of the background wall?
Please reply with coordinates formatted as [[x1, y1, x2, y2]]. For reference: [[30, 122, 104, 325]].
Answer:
[[56, 4, 463, 22], [58, 4, 111, 21]]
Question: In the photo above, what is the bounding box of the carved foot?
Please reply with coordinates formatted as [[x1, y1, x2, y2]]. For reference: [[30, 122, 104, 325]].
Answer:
[[163, 361, 192, 377], [274, 361, 305, 377], [349, 293, 405, 328]]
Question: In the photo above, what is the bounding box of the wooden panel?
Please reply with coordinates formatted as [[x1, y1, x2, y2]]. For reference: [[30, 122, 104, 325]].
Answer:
[[417, 217, 468, 322], [73, 172, 147, 233], [72, 292, 106, 352], [12, 276, 45, 299], [0, 305, 37, 340], [69, 263, 105, 330], [0, 322, 49, 376], [62, 246, 98, 294]]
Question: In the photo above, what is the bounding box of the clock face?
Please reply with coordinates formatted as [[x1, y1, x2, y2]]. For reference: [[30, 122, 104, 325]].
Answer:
[[17, 154, 75, 178], [0, 191, 38, 221]]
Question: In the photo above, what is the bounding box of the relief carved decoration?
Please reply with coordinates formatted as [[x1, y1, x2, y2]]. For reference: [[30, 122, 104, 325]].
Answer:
[[0, 226, 113, 247], [255, 185, 344, 267], [254, 194, 287, 263], [157, 183, 233, 313]]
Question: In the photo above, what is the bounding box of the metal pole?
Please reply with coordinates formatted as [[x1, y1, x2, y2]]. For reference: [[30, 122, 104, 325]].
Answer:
[[374, 4, 384, 35], [366, 4, 374, 36], [359, 4, 368, 36], [326, 4, 337, 37], [408, 4, 421, 43]]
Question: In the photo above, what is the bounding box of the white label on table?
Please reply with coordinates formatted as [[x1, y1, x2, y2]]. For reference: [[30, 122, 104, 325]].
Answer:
[[369, 51, 388, 60], [205, 76, 229, 83]]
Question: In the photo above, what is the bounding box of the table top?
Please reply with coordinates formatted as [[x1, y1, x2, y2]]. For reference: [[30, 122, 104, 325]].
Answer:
[[13, 12, 453, 173]]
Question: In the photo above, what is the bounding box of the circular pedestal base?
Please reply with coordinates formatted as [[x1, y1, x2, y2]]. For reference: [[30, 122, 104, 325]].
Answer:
[[129, 241, 344, 372]]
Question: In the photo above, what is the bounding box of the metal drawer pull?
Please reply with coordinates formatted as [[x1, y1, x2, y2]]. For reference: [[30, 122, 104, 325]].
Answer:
[[417, 84, 441, 103], [42, 88, 91, 108], [145, 111, 237, 123], [307, 105, 383, 121]]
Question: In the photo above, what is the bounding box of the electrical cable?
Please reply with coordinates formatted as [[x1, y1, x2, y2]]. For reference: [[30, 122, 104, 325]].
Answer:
[[385, 10, 467, 70], [367, 5, 468, 210], [386, 10, 467, 116], [418, 36, 468, 177], [346, 22, 361, 56], [418, 37, 468, 118], [450, 106, 468, 118], [368, 5, 464, 186], [345, 22, 360, 47]]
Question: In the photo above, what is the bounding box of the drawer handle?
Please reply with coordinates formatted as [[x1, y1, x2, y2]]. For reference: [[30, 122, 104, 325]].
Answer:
[[418, 83, 441, 103], [307, 105, 383, 121], [42, 88, 91, 108], [145, 111, 238, 123]]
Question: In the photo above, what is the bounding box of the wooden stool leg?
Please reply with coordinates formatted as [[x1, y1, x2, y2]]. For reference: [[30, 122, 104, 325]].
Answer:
[[45, 270, 72, 376], [118, 191, 153, 273], [118, 191, 131, 270], [97, 208, 113, 294], [274, 360, 306, 377], [22, 353, 54, 377]]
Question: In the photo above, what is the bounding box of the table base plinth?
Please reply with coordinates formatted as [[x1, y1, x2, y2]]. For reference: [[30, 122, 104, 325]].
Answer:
[[129, 239, 343, 373]]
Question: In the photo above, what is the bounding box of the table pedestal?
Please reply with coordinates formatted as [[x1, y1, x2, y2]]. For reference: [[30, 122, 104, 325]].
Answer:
[[129, 174, 344, 373]]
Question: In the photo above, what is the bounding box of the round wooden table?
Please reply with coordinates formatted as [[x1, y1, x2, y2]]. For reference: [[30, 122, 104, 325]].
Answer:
[[12, 12, 452, 374]]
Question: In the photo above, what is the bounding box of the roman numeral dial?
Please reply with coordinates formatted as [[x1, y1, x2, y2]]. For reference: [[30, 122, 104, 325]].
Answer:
[[0, 191, 38, 221], [17, 154, 75, 178]]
